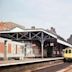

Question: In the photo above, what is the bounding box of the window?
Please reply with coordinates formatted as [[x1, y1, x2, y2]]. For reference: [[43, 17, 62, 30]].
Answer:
[[65, 50, 68, 53], [69, 50, 71, 53], [4, 40, 7, 45]]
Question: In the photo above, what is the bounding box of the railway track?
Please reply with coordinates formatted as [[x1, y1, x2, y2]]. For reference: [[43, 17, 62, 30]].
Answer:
[[33, 62, 72, 72], [0, 60, 63, 72]]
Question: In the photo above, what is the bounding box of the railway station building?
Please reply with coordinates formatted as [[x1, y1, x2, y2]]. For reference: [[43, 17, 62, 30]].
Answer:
[[0, 22, 72, 60]]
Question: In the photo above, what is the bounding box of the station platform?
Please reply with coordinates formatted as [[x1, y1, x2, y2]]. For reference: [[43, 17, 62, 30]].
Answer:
[[0, 57, 63, 67]]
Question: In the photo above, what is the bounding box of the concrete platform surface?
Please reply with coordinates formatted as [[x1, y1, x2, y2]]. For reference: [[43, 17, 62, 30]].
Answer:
[[0, 57, 63, 67]]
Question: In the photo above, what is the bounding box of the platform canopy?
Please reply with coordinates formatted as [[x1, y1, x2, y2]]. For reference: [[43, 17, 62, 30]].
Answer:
[[0, 22, 72, 47]]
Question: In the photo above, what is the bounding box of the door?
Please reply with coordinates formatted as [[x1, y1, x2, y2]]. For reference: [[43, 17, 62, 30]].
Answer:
[[47, 47, 53, 57]]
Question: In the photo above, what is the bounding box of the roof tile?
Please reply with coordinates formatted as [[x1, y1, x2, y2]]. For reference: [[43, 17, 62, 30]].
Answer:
[[0, 22, 16, 31]]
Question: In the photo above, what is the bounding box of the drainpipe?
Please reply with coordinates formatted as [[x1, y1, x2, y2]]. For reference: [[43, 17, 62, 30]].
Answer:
[[4, 40, 7, 60]]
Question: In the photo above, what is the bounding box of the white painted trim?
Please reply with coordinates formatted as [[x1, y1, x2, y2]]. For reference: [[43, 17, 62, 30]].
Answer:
[[7, 54, 24, 57], [57, 39, 72, 47], [10, 27, 24, 32]]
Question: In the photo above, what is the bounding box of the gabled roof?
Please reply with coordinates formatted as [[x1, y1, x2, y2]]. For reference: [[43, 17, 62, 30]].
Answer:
[[0, 22, 25, 31]]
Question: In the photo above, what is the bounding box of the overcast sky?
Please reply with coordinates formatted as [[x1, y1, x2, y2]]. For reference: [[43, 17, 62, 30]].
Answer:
[[0, 0, 72, 39]]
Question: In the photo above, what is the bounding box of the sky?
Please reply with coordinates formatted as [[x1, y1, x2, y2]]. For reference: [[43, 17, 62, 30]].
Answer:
[[0, 0, 72, 39]]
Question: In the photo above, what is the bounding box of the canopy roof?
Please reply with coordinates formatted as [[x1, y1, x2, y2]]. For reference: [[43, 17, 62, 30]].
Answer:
[[0, 22, 72, 47]]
